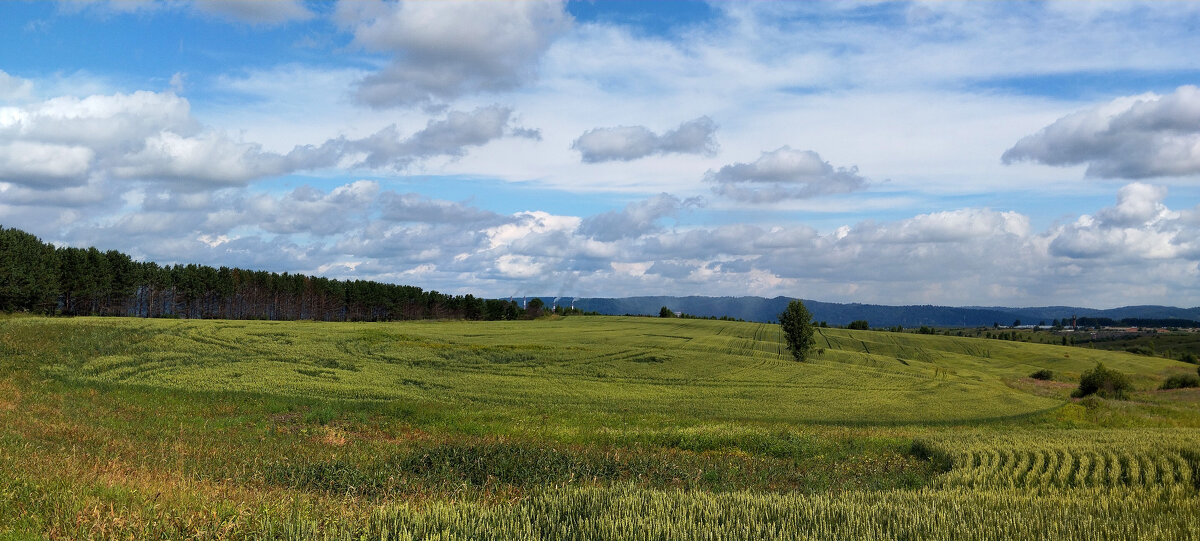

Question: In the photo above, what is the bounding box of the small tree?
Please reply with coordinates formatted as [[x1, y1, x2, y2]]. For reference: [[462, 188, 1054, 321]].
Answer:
[[848, 320, 869, 330], [526, 298, 545, 318], [659, 306, 674, 318], [779, 299, 815, 362]]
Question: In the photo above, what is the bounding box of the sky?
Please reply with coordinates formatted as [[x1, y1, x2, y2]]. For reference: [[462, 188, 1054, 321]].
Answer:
[[1, 0, 1199, 308]]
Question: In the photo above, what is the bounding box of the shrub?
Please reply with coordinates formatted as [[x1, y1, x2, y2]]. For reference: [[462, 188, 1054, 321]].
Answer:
[[1160, 373, 1200, 390], [1180, 352, 1199, 365], [1029, 369, 1054, 381], [1071, 362, 1133, 400]]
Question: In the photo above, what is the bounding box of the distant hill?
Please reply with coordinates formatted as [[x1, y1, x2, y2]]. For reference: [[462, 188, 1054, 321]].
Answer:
[[530, 295, 1200, 327]]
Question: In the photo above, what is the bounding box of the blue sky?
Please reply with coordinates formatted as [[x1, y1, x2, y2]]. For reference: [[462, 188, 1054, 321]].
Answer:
[[1, 1, 1199, 307]]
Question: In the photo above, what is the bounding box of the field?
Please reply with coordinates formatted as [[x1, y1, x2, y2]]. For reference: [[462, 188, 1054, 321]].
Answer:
[[2, 315, 1199, 539]]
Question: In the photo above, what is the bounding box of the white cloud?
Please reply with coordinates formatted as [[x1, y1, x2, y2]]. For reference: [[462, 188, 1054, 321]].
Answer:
[[345, 105, 539, 169], [1049, 183, 1190, 260], [1095, 183, 1174, 227], [0, 70, 33, 101], [0, 90, 532, 190], [337, 0, 572, 108], [0, 142, 94, 187], [9, 176, 1200, 307], [379, 191, 507, 225], [1003, 86, 1200, 179], [485, 211, 581, 250], [706, 147, 868, 203], [572, 116, 717, 163], [577, 193, 701, 242]]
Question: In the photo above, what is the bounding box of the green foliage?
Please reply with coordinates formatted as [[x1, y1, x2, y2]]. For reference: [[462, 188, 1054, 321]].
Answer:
[[848, 320, 869, 330], [0, 227, 60, 313], [0, 225, 493, 321], [1160, 374, 1200, 390], [778, 300, 815, 362], [659, 306, 674, 318], [1072, 363, 1133, 400], [1182, 352, 1199, 364], [526, 297, 545, 318], [1029, 369, 1054, 381]]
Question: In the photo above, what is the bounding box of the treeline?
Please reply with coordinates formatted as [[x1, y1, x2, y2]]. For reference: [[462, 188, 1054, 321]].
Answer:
[[1074, 317, 1200, 329], [0, 226, 553, 322]]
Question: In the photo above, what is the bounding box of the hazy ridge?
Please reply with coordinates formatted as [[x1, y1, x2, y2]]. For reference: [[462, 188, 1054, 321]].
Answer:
[[532, 296, 1200, 326]]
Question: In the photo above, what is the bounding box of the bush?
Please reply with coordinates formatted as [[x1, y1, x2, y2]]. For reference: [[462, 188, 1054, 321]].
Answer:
[[1071, 362, 1133, 400], [847, 320, 869, 330], [1029, 369, 1054, 381], [1160, 373, 1200, 390], [1180, 352, 1199, 364]]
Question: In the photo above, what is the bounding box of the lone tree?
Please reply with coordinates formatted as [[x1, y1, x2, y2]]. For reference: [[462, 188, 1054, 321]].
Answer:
[[659, 306, 675, 318], [779, 299, 816, 362], [526, 297, 545, 319]]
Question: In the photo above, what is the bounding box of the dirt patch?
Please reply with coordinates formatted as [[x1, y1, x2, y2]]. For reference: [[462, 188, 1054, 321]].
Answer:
[[0, 381, 21, 412], [270, 412, 303, 424], [1008, 377, 1074, 399], [318, 426, 348, 447]]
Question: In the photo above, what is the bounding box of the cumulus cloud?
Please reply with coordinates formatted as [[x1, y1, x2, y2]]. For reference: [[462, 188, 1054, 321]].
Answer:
[[0, 179, 116, 208], [705, 147, 868, 203], [380, 191, 508, 225], [8, 176, 1200, 307], [1002, 85, 1200, 179], [572, 116, 718, 163], [0, 142, 94, 187], [1049, 182, 1189, 260], [0, 91, 531, 190], [577, 193, 702, 242], [337, 0, 572, 108], [345, 105, 538, 169], [854, 208, 1030, 244]]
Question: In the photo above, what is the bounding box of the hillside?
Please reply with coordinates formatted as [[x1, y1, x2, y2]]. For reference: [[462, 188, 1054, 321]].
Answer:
[[2, 315, 1199, 539], [553, 295, 1200, 327]]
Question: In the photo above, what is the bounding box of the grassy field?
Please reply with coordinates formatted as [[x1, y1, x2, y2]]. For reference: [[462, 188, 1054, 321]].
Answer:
[[1, 315, 1198, 539]]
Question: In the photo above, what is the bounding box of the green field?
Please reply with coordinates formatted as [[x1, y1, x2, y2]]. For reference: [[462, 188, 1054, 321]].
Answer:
[[2, 315, 1199, 539]]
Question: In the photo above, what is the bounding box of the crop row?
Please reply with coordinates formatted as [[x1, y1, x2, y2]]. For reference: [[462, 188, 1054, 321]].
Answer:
[[276, 485, 1200, 540], [919, 430, 1200, 490]]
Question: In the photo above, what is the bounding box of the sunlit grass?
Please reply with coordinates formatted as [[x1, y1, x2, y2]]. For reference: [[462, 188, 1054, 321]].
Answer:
[[2, 316, 1198, 539]]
